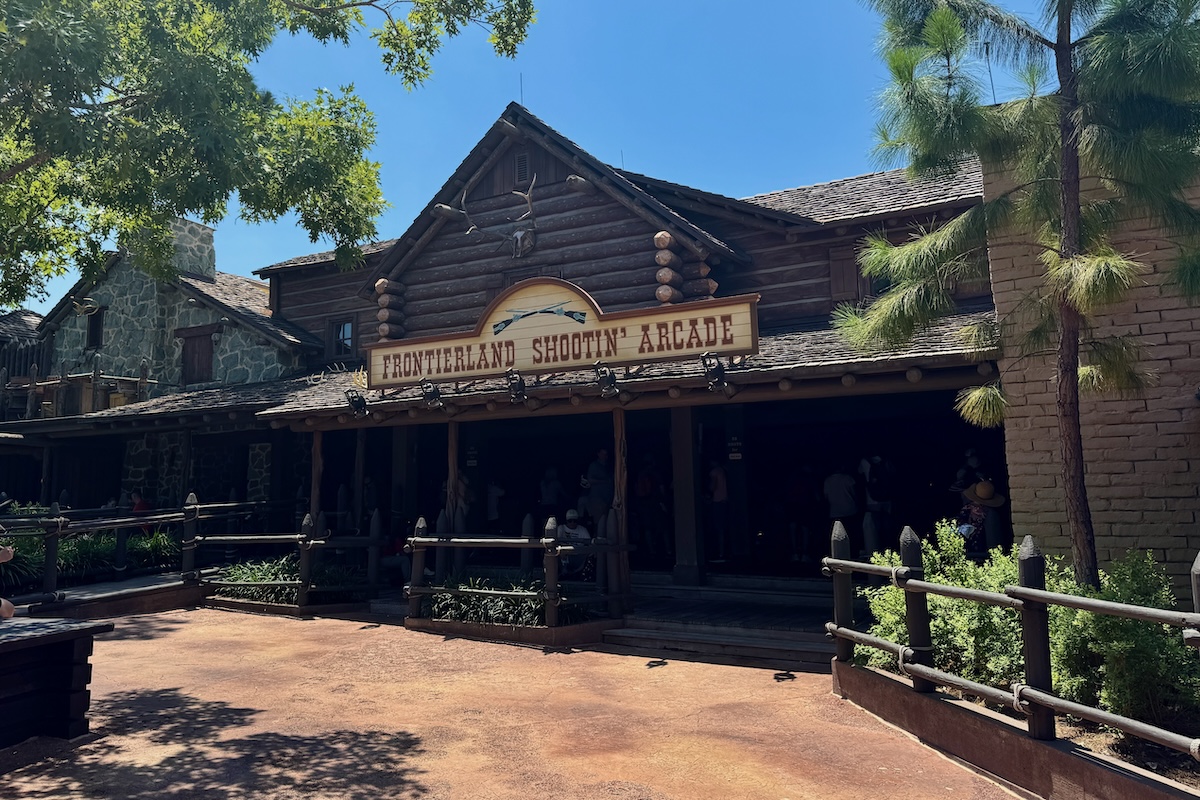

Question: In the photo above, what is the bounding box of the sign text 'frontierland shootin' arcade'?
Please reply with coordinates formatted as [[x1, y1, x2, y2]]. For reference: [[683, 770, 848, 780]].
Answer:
[[365, 279, 760, 389]]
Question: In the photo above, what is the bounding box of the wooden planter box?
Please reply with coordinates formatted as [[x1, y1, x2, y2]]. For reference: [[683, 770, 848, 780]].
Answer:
[[404, 616, 623, 648], [204, 597, 367, 618]]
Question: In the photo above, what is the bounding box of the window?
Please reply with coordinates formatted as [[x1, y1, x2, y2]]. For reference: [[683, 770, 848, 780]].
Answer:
[[86, 308, 105, 349], [329, 318, 354, 358], [181, 334, 214, 385]]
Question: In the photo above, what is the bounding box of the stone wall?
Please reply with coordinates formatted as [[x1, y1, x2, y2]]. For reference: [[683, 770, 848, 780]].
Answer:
[[246, 443, 272, 503], [121, 431, 184, 507], [53, 258, 302, 393], [170, 219, 216, 279], [986, 170, 1200, 593]]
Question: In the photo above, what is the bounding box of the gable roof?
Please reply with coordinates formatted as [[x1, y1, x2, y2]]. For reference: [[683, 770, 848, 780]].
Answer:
[[254, 238, 399, 276], [743, 159, 983, 225], [0, 309, 42, 342], [174, 272, 321, 350], [39, 255, 320, 352], [355, 103, 756, 299]]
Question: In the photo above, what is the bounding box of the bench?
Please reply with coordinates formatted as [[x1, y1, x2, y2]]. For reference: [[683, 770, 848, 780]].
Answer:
[[0, 618, 114, 747]]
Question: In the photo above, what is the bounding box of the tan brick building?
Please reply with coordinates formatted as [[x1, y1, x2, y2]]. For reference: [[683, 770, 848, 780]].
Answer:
[[985, 168, 1200, 591]]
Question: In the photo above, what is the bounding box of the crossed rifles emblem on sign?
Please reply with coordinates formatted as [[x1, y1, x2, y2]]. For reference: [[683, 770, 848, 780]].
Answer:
[[492, 301, 587, 336]]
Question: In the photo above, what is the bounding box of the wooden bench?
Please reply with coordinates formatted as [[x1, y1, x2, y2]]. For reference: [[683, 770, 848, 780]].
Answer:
[[0, 618, 114, 747]]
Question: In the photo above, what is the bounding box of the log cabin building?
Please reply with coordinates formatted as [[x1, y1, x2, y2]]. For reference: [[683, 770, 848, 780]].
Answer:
[[230, 104, 1005, 584], [2, 103, 1010, 593]]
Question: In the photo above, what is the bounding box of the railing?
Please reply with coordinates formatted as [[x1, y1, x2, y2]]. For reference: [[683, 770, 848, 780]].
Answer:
[[822, 522, 1200, 762], [404, 516, 628, 626], [0, 497, 281, 604], [184, 506, 383, 608]]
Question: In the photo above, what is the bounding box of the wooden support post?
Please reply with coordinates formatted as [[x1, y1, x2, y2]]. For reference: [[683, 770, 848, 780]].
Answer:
[[543, 517, 560, 627], [447, 421, 466, 576], [612, 407, 631, 612], [900, 527, 935, 692], [39, 445, 51, 506], [434, 509, 449, 583], [367, 508, 382, 593], [1018, 535, 1056, 741], [408, 517, 428, 618], [831, 521, 855, 663], [309, 430, 323, 520], [114, 528, 129, 576], [353, 428, 366, 530], [25, 363, 38, 419], [670, 406, 700, 585]]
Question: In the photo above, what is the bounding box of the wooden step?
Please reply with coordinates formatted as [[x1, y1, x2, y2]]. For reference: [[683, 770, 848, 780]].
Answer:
[[619, 617, 828, 644], [601, 626, 835, 671]]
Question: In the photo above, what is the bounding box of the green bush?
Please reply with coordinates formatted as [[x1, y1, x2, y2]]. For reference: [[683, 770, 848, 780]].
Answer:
[[431, 576, 545, 626], [215, 554, 369, 605], [862, 521, 1199, 727]]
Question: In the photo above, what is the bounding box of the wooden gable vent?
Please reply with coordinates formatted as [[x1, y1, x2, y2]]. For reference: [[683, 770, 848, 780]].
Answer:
[[514, 150, 530, 185]]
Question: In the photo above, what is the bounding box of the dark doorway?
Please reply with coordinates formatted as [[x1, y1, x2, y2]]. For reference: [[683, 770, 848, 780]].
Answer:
[[697, 389, 1009, 577]]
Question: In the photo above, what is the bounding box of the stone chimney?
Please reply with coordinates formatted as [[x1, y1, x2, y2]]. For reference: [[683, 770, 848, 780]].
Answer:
[[170, 218, 216, 280]]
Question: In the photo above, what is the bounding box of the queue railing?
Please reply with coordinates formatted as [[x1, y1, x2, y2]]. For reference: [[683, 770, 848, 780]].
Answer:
[[184, 506, 384, 608], [0, 496, 285, 604], [404, 516, 629, 625], [822, 521, 1200, 762]]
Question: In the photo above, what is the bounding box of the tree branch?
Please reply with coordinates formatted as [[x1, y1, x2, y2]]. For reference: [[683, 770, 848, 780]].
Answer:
[[0, 151, 51, 185]]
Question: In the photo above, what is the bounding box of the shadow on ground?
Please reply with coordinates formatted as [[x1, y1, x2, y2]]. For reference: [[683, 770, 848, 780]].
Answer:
[[93, 612, 192, 642], [5, 688, 427, 799]]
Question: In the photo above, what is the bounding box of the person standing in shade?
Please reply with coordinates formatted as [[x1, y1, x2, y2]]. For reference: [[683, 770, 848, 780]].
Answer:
[[0, 545, 15, 619], [556, 509, 591, 577], [707, 459, 730, 563], [584, 447, 614, 528], [823, 463, 862, 555], [539, 467, 565, 520]]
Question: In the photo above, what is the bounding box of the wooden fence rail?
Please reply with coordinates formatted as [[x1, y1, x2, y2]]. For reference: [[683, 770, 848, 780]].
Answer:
[[823, 522, 1200, 763], [404, 515, 627, 626]]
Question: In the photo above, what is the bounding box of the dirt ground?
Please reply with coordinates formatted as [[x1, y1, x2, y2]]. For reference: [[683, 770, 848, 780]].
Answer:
[[1, 609, 1022, 799]]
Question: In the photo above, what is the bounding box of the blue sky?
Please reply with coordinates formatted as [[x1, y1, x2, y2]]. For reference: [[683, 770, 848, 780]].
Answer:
[[26, 0, 1045, 313]]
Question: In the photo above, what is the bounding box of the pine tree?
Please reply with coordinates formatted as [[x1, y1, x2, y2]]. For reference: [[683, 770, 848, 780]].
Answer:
[[838, 1, 1200, 588]]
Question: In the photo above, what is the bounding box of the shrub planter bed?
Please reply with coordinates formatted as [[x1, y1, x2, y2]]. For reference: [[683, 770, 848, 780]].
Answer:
[[204, 597, 367, 618], [405, 616, 623, 648]]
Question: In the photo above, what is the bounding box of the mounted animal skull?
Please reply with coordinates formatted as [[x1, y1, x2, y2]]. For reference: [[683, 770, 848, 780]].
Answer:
[[71, 297, 101, 316], [458, 174, 538, 259]]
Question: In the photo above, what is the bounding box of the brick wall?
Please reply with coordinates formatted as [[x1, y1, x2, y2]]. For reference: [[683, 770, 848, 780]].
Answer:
[[985, 170, 1200, 593]]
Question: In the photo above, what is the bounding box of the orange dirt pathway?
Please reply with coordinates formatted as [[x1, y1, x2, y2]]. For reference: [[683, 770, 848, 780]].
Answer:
[[2, 609, 1020, 799]]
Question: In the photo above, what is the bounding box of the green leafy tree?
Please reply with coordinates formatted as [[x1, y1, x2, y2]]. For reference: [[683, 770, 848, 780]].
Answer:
[[0, 0, 536, 305], [838, 1, 1200, 588]]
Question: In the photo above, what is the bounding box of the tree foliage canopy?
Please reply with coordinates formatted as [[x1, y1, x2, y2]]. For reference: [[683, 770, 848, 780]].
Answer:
[[840, 1, 1200, 587], [0, 0, 536, 305]]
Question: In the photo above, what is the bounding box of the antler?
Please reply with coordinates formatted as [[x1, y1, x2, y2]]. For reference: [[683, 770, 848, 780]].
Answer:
[[458, 189, 510, 242], [512, 173, 537, 225]]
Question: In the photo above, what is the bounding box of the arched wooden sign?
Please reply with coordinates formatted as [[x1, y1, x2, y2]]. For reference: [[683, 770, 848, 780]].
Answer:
[[365, 278, 759, 389]]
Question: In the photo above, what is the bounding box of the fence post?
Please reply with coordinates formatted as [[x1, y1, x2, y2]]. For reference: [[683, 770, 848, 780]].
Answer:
[[181, 493, 199, 581], [297, 513, 315, 608], [831, 521, 854, 663], [42, 502, 61, 594], [900, 527, 935, 692], [1018, 535, 1056, 741], [543, 516, 559, 627], [367, 508, 381, 594], [1186, 552, 1200, 656], [114, 527, 129, 577], [408, 517, 428, 619]]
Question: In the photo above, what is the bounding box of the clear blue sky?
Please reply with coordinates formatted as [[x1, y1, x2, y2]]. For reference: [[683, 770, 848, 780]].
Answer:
[[26, 0, 1044, 313]]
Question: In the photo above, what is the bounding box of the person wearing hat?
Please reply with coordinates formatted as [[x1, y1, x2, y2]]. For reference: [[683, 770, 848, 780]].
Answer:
[[958, 480, 1007, 552], [556, 509, 592, 577]]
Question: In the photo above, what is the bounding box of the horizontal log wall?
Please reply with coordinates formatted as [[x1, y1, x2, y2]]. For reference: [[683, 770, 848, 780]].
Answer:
[[273, 264, 378, 352], [402, 178, 663, 335]]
